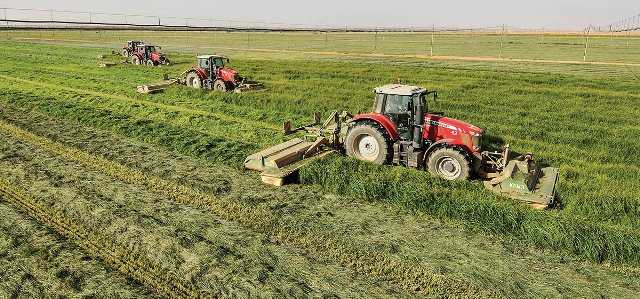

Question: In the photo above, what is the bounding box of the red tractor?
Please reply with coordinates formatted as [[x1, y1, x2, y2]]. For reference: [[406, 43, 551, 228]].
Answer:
[[184, 55, 263, 92], [120, 40, 144, 58], [245, 84, 559, 208], [130, 44, 170, 66]]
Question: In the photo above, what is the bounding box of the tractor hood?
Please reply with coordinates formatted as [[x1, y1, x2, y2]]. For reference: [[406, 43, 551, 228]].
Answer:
[[219, 67, 239, 82], [425, 114, 483, 135]]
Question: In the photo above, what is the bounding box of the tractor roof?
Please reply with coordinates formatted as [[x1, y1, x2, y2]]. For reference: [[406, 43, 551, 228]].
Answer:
[[197, 55, 225, 59], [375, 84, 427, 96]]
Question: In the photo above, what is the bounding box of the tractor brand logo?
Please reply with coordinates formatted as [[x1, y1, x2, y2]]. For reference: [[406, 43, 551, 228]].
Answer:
[[427, 120, 458, 131]]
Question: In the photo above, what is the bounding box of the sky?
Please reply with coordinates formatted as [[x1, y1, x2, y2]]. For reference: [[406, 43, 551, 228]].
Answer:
[[1, 0, 638, 30]]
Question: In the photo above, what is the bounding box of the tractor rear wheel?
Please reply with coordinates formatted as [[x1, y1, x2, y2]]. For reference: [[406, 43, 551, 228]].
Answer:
[[185, 71, 201, 89], [345, 122, 392, 165], [426, 148, 471, 181], [213, 80, 227, 92], [121, 49, 129, 57], [146, 59, 155, 67], [132, 56, 141, 65]]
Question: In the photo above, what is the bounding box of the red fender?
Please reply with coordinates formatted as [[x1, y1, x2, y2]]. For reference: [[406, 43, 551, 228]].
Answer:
[[186, 67, 208, 80], [351, 113, 399, 140]]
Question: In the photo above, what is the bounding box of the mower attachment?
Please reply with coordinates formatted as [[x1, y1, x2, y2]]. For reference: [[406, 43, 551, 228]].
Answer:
[[233, 80, 265, 93], [483, 153, 559, 209], [244, 137, 333, 186], [136, 79, 180, 94]]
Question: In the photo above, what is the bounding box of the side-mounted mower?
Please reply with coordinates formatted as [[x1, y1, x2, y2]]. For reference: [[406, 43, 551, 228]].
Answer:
[[136, 55, 263, 94], [244, 84, 560, 209]]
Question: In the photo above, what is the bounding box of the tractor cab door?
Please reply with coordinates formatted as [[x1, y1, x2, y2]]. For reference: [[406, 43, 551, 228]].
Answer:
[[198, 57, 213, 78], [375, 93, 414, 140]]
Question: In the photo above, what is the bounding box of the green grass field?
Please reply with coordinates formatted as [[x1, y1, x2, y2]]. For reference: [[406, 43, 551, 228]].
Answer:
[[0, 30, 640, 298]]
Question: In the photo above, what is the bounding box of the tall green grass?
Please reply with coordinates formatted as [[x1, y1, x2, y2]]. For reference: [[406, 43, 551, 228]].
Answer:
[[2, 40, 640, 266], [300, 155, 640, 264]]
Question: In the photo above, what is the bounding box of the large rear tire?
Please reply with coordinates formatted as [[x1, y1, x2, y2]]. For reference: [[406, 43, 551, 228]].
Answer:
[[345, 122, 392, 165], [185, 71, 201, 89], [132, 56, 141, 65], [426, 148, 471, 181], [213, 80, 227, 92]]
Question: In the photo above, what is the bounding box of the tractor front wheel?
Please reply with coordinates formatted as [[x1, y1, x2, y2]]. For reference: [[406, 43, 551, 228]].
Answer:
[[345, 123, 392, 165], [121, 49, 129, 57], [146, 59, 155, 67], [185, 71, 201, 89], [132, 56, 141, 65], [426, 148, 471, 181], [213, 80, 227, 92]]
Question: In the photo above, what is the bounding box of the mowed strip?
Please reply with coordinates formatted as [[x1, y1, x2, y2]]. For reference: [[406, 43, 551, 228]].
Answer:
[[0, 119, 263, 223], [0, 179, 198, 299], [0, 118, 484, 298]]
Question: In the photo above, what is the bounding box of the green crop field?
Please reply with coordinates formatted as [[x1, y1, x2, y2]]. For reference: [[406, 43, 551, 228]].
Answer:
[[0, 30, 640, 298]]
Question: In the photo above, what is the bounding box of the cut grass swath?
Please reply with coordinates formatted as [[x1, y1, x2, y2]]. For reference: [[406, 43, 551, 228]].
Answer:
[[0, 117, 486, 297], [0, 178, 199, 299], [300, 155, 640, 265]]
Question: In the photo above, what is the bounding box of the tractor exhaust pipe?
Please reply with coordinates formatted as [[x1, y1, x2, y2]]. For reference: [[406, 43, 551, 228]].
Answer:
[[412, 93, 426, 149]]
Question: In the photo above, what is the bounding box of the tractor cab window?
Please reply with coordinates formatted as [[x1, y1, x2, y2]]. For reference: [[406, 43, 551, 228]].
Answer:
[[212, 57, 225, 68], [146, 46, 156, 54], [199, 58, 209, 69], [383, 94, 413, 140], [384, 94, 412, 115]]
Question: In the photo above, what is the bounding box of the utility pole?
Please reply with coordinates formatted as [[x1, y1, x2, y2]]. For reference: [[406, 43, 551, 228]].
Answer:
[[583, 27, 590, 62], [499, 25, 505, 59], [373, 27, 378, 52], [49, 9, 54, 22], [89, 12, 92, 23], [430, 24, 434, 57], [324, 30, 328, 48]]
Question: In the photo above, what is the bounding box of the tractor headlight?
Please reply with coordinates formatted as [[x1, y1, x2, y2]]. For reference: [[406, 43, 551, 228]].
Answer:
[[472, 134, 482, 151]]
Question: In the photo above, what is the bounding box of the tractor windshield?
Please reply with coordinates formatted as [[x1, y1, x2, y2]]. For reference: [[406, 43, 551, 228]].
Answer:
[[146, 46, 156, 53], [212, 57, 225, 68], [384, 94, 412, 115]]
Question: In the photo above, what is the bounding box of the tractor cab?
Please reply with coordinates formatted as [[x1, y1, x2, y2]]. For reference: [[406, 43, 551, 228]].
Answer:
[[197, 55, 229, 75], [128, 40, 143, 49], [373, 84, 432, 141], [136, 44, 156, 57]]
